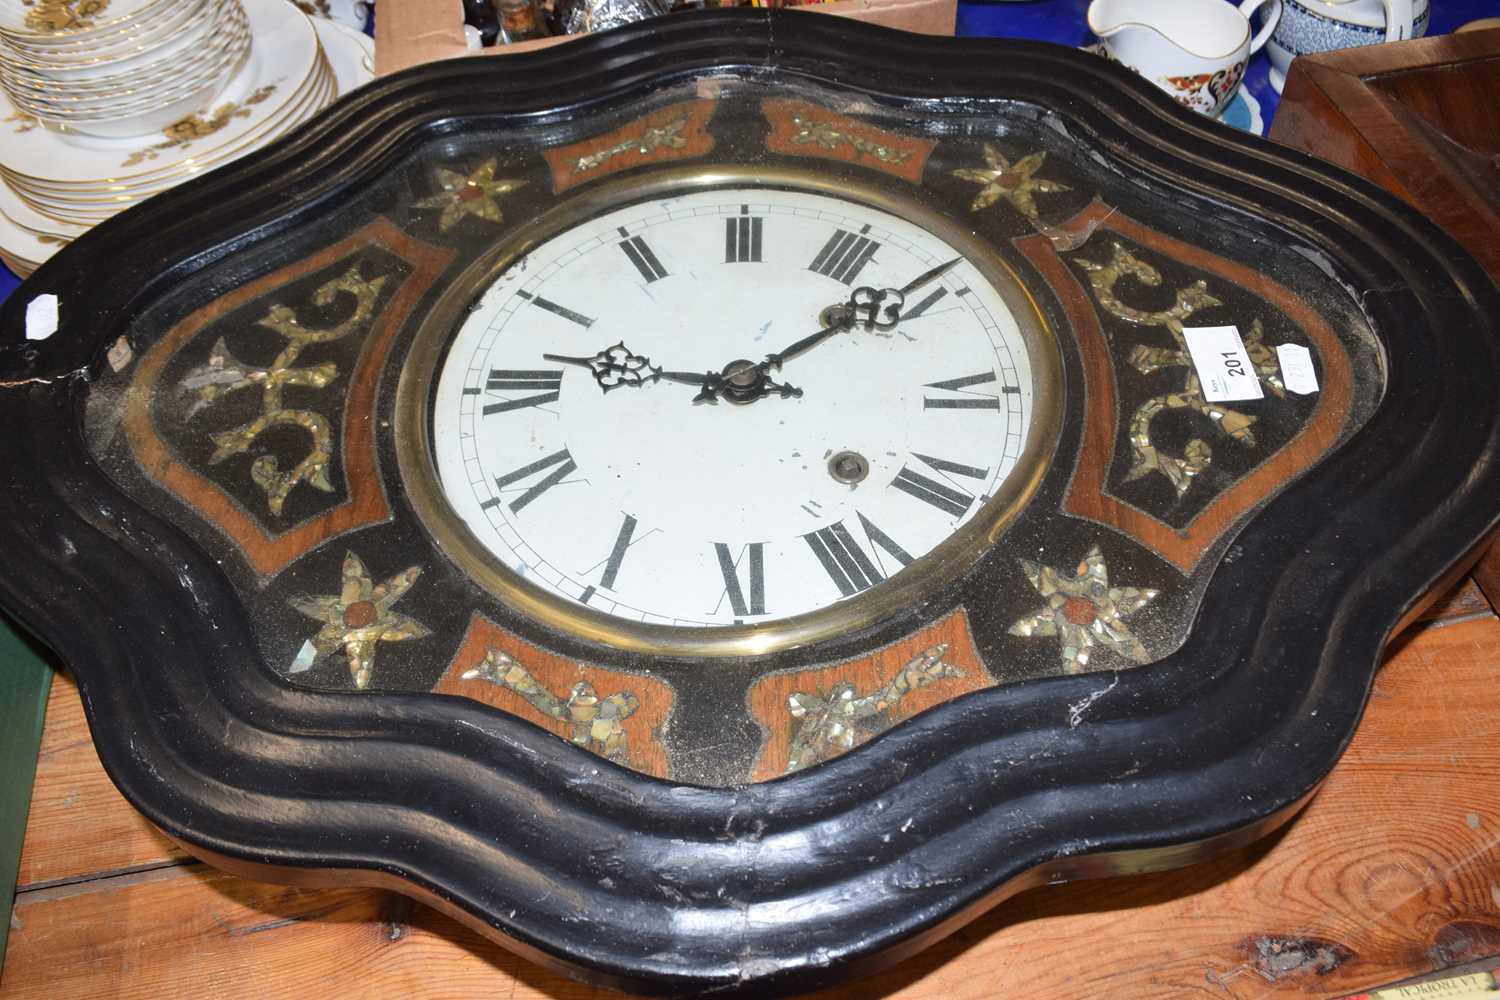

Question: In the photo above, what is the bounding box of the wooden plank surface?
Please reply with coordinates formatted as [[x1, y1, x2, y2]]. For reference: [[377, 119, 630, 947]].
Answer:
[[0, 620, 51, 965], [14, 676, 184, 891], [3, 586, 1497, 998]]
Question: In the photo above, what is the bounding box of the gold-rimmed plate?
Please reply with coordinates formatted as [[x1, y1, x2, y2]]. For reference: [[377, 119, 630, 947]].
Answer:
[[0, 0, 317, 185]]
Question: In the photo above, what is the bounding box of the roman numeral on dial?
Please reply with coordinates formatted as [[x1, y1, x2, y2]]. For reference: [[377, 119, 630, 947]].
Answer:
[[805, 523, 881, 596], [725, 210, 763, 263], [804, 515, 916, 597], [487, 447, 577, 514], [891, 453, 989, 518], [714, 542, 765, 619], [515, 290, 595, 327], [580, 513, 639, 605], [619, 233, 669, 283], [923, 371, 1001, 410], [808, 228, 880, 284], [901, 287, 948, 321], [482, 369, 563, 414], [598, 513, 636, 591]]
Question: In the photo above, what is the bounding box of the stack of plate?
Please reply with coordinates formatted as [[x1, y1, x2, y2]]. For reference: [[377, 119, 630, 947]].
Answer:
[[2, 0, 252, 139], [0, 0, 374, 277]]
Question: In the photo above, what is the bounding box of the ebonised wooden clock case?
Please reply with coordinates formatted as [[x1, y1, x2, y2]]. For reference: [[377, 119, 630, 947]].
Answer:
[[0, 11, 1498, 997]]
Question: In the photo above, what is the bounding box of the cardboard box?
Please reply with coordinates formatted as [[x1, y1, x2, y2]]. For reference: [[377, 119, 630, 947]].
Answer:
[[375, 0, 957, 76]]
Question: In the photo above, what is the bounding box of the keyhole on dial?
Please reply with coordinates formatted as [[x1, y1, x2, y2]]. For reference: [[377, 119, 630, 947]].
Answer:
[[828, 450, 870, 485]]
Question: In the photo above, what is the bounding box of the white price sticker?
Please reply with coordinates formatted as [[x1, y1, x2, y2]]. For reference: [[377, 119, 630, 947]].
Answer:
[[25, 293, 58, 342], [1276, 343, 1320, 395], [1184, 326, 1264, 402]]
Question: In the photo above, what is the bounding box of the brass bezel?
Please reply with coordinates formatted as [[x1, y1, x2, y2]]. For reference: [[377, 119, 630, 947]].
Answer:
[[396, 165, 1064, 658]]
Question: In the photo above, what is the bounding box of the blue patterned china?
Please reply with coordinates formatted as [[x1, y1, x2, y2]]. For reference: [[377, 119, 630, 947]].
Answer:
[[1267, 0, 1431, 92]]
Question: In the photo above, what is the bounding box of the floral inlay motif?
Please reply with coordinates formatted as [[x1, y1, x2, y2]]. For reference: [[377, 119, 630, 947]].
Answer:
[[178, 265, 386, 514], [21, 0, 108, 32], [414, 159, 527, 232], [1008, 546, 1157, 674], [1073, 242, 1284, 494], [952, 145, 1069, 220], [573, 115, 688, 173], [462, 650, 640, 765], [783, 645, 963, 773], [122, 85, 278, 167], [288, 551, 430, 689], [789, 115, 911, 165], [5, 111, 37, 134]]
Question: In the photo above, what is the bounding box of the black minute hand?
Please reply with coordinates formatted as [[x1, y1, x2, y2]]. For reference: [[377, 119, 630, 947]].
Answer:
[[763, 312, 857, 371], [766, 256, 965, 370], [898, 256, 964, 297]]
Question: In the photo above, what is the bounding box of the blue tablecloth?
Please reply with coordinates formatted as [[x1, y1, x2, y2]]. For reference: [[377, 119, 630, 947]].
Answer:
[[1, 0, 1492, 305]]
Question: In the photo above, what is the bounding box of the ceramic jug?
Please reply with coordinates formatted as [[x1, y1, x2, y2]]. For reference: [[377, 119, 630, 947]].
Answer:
[[1088, 0, 1283, 117], [1266, 0, 1430, 93]]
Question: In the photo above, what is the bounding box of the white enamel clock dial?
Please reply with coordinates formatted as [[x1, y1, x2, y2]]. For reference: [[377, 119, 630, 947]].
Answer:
[[430, 185, 1036, 628]]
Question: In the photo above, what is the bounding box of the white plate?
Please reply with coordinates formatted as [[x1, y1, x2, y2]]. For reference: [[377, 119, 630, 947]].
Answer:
[[1, 0, 196, 55], [8, 19, 248, 124], [315, 17, 373, 97], [0, 0, 184, 42], [0, 54, 332, 218], [0, 195, 60, 276], [0, 175, 87, 239], [0, 0, 317, 183], [0, 13, 365, 273], [3, 1, 239, 98], [2, 73, 331, 220], [6, 45, 329, 194], [0, 248, 39, 278], [2, 0, 203, 72]]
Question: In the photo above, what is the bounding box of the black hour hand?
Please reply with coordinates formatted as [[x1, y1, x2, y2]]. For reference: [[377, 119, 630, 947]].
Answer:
[[545, 344, 795, 405], [544, 343, 664, 393]]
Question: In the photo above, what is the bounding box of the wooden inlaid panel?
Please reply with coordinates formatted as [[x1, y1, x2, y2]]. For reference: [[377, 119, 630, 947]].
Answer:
[[122, 219, 453, 578], [543, 100, 717, 194], [762, 97, 937, 183], [432, 615, 676, 779], [1017, 200, 1356, 572], [747, 610, 990, 780]]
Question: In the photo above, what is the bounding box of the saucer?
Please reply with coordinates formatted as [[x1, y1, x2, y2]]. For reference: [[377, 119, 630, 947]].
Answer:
[[1216, 85, 1264, 135]]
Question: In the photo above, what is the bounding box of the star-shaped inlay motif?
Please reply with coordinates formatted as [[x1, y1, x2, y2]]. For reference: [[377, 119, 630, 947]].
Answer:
[[414, 160, 527, 232], [288, 552, 431, 689], [951, 145, 1069, 220], [1008, 546, 1158, 674]]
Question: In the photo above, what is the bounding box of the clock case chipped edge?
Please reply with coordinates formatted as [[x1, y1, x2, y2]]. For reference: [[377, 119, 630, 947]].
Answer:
[[1, 12, 1499, 997]]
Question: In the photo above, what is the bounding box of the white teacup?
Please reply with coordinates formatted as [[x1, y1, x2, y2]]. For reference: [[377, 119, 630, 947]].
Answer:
[[1089, 0, 1284, 117], [1266, 0, 1432, 93]]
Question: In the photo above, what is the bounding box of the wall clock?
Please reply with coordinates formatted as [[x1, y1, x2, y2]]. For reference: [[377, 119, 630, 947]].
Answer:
[[1, 12, 1497, 996]]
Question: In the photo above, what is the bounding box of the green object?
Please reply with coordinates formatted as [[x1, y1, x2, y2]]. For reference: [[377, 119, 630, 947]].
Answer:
[[0, 615, 51, 974]]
